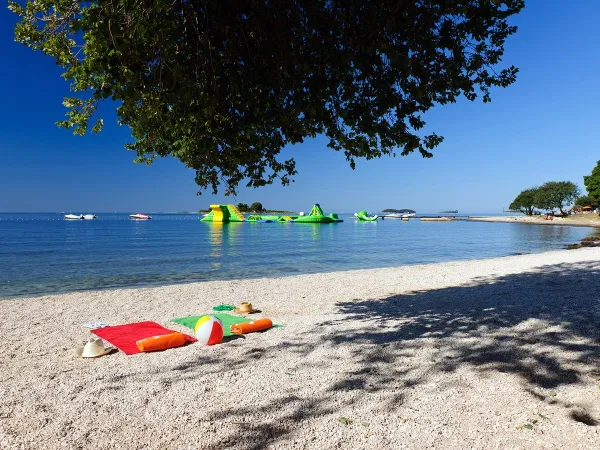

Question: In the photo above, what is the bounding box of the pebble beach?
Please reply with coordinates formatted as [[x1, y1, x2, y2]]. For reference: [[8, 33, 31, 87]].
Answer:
[[1, 247, 600, 449]]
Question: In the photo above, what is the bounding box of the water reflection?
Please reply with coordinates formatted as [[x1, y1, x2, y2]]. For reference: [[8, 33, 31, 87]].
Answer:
[[310, 223, 321, 241], [208, 222, 243, 269], [353, 219, 379, 237], [209, 223, 224, 265], [223, 222, 243, 259], [508, 221, 572, 252]]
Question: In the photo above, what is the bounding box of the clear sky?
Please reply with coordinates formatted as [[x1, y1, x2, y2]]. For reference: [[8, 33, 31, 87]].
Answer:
[[1, 1, 599, 213]]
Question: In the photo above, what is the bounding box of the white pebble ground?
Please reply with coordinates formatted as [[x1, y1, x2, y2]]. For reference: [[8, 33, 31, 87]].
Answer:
[[1, 248, 599, 449]]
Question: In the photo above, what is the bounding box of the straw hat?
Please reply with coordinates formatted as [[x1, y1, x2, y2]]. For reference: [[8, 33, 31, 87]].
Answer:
[[233, 302, 258, 314], [75, 337, 113, 358]]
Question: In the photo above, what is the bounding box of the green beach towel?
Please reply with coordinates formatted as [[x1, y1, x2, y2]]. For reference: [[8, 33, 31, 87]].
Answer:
[[172, 313, 253, 337]]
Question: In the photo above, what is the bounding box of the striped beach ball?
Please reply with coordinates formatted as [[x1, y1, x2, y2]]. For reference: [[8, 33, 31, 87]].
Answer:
[[194, 315, 224, 345]]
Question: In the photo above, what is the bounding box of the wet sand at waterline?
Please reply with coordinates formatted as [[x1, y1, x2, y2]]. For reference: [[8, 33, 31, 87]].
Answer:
[[1, 248, 599, 449]]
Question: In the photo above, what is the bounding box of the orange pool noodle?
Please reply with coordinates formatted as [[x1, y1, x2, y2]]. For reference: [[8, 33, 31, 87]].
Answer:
[[136, 332, 188, 352], [230, 318, 273, 335]]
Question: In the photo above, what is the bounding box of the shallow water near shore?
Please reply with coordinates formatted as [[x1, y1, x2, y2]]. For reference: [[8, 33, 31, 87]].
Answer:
[[0, 212, 594, 298]]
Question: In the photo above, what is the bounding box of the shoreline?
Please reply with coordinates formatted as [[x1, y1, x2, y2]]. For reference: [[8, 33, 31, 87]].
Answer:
[[468, 215, 600, 228], [3, 244, 596, 301], [2, 247, 600, 448]]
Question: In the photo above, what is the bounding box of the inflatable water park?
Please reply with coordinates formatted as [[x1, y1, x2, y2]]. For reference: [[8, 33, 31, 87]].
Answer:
[[201, 203, 343, 223], [354, 210, 379, 221]]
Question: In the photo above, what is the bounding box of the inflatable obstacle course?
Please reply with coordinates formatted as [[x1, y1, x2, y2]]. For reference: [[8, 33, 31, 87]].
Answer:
[[200, 204, 343, 223], [354, 210, 379, 221], [201, 204, 246, 222], [227, 204, 246, 221], [291, 204, 342, 223]]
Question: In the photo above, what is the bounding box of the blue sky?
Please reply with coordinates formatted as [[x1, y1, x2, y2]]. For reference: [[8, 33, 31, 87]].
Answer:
[[1, 1, 599, 213]]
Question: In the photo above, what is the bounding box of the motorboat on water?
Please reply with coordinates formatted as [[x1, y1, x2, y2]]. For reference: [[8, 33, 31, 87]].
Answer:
[[129, 213, 152, 220], [64, 214, 98, 220]]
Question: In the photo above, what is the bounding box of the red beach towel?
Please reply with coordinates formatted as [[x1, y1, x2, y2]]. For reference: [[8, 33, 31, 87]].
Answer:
[[92, 321, 196, 355]]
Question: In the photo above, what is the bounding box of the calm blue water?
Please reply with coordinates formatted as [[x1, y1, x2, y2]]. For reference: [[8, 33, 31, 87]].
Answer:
[[0, 213, 594, 298]]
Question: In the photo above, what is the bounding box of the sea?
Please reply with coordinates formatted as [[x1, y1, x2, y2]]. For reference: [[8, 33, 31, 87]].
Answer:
[[0, 212, 595, 299]]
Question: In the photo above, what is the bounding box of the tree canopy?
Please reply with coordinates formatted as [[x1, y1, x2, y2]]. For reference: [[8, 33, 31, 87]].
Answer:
[[250, 202, 263, 212], [583, 160, 600, 205], [534, 181, 580, 214], [510, 182, 581, 215], [10, 0, 523, 194], [509, 187, 537, 215], [236, 203, 250, 212], [574, 195, 598, 209]]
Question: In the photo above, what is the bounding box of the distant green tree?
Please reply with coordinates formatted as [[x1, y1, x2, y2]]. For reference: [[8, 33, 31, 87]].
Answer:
[[250, 202, 264, 212], [574, 195, 598, 208], [583, 161, 600, 210], [237, 203, 249, 212], [509, 187, 538, 215], [533, 188, 553, 212], [534, 181, 580, 214]]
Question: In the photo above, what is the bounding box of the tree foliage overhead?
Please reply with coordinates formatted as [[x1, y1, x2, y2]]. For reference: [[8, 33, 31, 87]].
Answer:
[[10, 0, 524, 195], [583, 160, 600, 205], [509, 187, 537, 215]]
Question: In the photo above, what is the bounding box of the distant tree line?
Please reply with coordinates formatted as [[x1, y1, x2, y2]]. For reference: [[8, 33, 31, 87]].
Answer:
[[510, 161, 600, 216], [237, 202, 264, 212], [509, 182, 580, 215]]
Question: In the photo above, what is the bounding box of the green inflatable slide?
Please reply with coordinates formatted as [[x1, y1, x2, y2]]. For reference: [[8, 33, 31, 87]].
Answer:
[[286, 204, 342, 223], [354, 210, 379, 221]]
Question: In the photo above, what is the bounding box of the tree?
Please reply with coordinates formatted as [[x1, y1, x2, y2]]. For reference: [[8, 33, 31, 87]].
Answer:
[[236, 203, 249, 212], [574, 195, 598, 209], [534, 181, 580, 214], [250, 202, 264, 213], [583, 161, 600, 206], [9, 1, 524, 195], [509, 187, 538, 215]]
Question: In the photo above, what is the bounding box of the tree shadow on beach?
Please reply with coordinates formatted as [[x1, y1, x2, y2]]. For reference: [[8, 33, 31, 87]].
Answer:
[[318, 260, 600, 425], [98, 261, 600, 448], [244, 260, 600, 444]]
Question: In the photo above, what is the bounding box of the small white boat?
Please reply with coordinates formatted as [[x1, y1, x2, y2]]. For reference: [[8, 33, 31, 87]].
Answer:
[[129, 213, 152, 220], [64, 214, 98, 220]]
